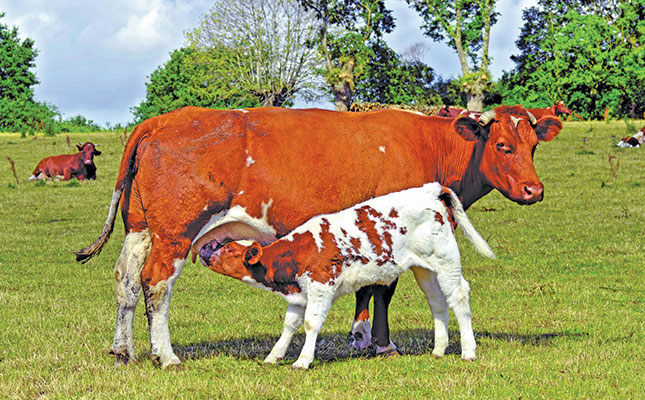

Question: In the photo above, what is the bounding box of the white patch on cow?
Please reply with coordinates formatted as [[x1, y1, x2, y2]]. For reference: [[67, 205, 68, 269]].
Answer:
[[241, 275, 307, 306], [237, 109, 249, 113], [379, 146, 386, 153], [203, 205, 208, 211], [238, 190, 244, 195], [510, 116, 522, 127], [28, 174, 38, 181], [246, 156, 255, 167]]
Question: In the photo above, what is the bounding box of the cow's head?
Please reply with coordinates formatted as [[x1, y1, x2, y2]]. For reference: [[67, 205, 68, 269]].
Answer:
[[200, 239, 263, 280], [453, 105, 562, 205], [76, 142, 101, 165], [554, 101, 572, 118]]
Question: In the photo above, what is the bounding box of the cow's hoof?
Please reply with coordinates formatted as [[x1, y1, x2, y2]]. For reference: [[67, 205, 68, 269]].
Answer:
[[461, 352, 477, 361], [160, 355, 182, 369], [376, 342, 402, 357]]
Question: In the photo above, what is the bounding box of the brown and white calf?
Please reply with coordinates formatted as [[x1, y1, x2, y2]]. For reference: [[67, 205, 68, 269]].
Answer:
[[199, 183, 495, 369]]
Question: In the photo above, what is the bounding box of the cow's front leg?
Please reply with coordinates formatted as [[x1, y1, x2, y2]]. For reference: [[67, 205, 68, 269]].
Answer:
[[265, 303, 305, 364], [372, 280, 400, 355], [111, 230, 151, 365], [292, 287, 333, 369], [411, 267, 450, 358], [350, 286, 372, 349], [141, 241, 188, 368]]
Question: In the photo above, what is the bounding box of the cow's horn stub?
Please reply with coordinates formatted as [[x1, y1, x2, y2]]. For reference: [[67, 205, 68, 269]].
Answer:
[[527, 111, 537, 125], [478, 110, 496, 126]]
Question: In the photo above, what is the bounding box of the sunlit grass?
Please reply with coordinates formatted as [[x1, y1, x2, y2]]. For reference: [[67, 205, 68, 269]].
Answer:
[[0, 120, 643, 398]]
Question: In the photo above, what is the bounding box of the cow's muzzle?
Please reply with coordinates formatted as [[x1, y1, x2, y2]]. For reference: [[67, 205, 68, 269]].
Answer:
[[518, 183, 544, 204]]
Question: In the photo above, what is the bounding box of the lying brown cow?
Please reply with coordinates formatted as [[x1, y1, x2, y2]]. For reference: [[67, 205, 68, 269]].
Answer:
[[29, 142, 101, 181], [76, 105, 561, 368], [200, 183, 495, 369], [528, 101, 572, 120]]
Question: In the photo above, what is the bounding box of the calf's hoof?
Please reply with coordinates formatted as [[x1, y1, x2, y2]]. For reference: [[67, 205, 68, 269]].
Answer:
[[291, 359, 311, 370], [431, 348, 446, 358], [461, 351, 477, 361]]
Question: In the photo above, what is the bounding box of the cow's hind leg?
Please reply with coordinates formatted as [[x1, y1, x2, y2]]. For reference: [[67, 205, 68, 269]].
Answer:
[[265, 303, 305, 364], [112, 230, 151, 365], [411, 266, 450, 358], [140, 240, 189, 368]]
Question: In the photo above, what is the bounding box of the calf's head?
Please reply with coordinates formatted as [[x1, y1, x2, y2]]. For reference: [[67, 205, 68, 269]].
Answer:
[[201, 240, 263, 280], [453, 105, 562, 205], [77, 142, 101, 165]]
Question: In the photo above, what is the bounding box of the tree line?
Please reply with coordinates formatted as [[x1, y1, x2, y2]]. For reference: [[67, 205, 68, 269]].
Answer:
[[1, 0, 643, 134]]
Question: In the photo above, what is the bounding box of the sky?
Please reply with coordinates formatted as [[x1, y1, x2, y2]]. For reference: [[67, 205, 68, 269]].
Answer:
[[1, 0, 536, 126]]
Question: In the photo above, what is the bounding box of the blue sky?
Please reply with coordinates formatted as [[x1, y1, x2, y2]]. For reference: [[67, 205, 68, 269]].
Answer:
[[1, 0, 536, 126]]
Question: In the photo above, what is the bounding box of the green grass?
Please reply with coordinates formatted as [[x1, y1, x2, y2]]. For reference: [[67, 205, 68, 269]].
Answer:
[[1, 122, 643, 399]]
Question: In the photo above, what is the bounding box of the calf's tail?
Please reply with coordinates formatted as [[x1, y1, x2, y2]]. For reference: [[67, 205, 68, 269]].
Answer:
[[445, 189, 496, 259], [74, 125, 147, 264]]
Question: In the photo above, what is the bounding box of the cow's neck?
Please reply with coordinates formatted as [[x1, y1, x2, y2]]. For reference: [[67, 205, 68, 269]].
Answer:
[[426, 127, 492, 210]]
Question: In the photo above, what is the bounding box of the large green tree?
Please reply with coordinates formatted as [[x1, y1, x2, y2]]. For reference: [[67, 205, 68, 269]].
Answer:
[[499, 0, 645, 119], [132, 47, 259, 123], [406, 0, 498, 111], [300, 0, 394, 111], [186, 0, 323, 108], [353, 40, 439, 106], [0, 12, 55, 132]]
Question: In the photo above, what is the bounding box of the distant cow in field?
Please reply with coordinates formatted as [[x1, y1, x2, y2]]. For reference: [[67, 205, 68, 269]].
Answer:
[[437, 105, 481, 120], [75, 105, 561, 368], [617, 126, 645, 148], [528, 101, 572, 120], [29, 142, 101, 181], [200, 183, 495, 369]]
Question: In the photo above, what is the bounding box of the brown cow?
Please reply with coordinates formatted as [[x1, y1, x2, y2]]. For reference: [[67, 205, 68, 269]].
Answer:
[[29, 142, 101, 181], [75, 105, 561, 368], [528, 101, 572, 120]]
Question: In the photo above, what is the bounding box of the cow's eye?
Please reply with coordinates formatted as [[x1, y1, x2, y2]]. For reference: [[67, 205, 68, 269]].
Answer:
[[496, 143, 512, 154]]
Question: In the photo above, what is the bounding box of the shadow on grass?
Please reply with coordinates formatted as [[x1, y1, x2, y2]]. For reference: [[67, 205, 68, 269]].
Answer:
[[172, 328, 588, 363]]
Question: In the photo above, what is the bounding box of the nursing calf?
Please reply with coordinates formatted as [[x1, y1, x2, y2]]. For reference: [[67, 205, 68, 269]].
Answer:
[[199, 183, 495, 369]]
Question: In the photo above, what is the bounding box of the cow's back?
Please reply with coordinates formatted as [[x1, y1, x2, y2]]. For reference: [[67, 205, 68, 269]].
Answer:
[[128, 106, 452, 242]]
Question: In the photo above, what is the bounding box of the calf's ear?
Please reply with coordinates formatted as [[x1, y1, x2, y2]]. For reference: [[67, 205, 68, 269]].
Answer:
[[453, 116, 488, 141], [243, 241, 263, 265], [535, 116, 562, 142]]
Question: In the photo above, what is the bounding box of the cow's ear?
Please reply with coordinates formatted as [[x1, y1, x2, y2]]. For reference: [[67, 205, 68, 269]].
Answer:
[[534, 116, 562, 142], [453, 116, 488, 141], [94, 149, 102, 156], [243, 241, 263, 265], [76, 144, 83, 151]]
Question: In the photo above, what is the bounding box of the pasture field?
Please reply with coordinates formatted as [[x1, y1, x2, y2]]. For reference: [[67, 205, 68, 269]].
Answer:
[[0, 120, 643, 399]]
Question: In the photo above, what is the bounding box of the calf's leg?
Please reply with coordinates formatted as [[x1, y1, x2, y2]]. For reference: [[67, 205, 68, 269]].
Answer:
[[265, 304, 305, 364], [292, 286, 333, 369], [411, 266, 450, 358], [437, 273, 476, 360], [111, 229, 151, 365]]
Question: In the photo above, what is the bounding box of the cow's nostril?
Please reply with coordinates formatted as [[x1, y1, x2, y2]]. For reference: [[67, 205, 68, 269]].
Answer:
[[354, 332, 363, 341]]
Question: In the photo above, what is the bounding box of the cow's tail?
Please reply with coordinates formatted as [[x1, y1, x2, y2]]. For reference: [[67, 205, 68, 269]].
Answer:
[[446, 189, 496, 259], [74, 125, 147, 264]]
